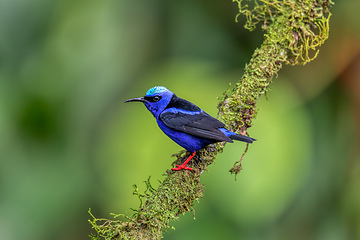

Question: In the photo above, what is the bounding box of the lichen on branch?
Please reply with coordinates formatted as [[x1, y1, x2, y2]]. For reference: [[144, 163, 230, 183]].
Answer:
[[89, 146, 222, 239], [220, 0, 332, 174], [89, 1, 333, 239], [233, 0, 332, 65]]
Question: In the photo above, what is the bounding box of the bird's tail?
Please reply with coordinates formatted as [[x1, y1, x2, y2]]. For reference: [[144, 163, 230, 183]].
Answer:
[[229, 134, 256, 143]]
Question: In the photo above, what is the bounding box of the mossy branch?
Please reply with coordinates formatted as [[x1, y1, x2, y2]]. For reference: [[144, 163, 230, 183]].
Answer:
[[89, 1, 333, 239]]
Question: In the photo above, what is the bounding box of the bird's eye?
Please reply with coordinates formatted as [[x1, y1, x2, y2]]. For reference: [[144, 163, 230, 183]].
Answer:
[[153, 96, 161, 102]]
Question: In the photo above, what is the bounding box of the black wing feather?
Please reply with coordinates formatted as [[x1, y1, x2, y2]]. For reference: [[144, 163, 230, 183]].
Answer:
[[159, 110, 233, 143], [164, 94, 201, 112]]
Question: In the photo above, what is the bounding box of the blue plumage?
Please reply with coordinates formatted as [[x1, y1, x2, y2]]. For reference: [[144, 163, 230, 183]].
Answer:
[[125, 86, 255, 171]]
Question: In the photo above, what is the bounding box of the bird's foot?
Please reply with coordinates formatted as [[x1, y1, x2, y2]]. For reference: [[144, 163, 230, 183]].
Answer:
[[172, 164, 193, 171], [171, 151, 196, 171]]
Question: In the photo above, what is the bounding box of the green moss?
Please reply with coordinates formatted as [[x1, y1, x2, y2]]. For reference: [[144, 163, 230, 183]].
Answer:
[[89, 1, 333, 239], [89, 145, 223, 239], [220, 0, 332, 175], [233, 0, 332, 65], [219, 0, 332, 132]]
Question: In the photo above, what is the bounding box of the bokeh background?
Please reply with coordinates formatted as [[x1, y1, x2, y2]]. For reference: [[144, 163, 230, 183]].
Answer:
[[1, 0, 359, 239]]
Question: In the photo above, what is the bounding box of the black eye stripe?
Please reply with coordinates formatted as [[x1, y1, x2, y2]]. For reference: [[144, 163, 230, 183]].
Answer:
[[144, 96, 162, 102]]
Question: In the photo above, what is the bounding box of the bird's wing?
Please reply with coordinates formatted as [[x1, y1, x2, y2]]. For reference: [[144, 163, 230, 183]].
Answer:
[[159, 108, 233, 142]]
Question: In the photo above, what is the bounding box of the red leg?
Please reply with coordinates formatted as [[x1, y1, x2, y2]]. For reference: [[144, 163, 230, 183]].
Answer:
[[172, 151, 196, 171]]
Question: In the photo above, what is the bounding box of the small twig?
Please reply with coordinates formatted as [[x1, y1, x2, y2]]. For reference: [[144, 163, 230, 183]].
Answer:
[[229, 143, 250, 180]]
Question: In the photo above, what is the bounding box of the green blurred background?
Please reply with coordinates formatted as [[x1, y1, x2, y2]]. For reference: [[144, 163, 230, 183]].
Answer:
[[1, 0, 359, 239]]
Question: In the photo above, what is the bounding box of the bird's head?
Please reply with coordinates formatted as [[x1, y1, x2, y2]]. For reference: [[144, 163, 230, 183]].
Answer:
[[125, 86, 174, 118]]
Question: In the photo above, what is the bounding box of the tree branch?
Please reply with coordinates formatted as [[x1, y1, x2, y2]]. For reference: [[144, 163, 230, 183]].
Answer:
[[89, 1, 333, 239]]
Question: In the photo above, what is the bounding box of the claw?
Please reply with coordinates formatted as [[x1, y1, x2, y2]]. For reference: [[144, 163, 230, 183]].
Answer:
[[172, 164, 193, 171]]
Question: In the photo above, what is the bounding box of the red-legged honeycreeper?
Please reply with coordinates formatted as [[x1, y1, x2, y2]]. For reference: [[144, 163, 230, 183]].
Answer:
[[125, 86, 256, 171]]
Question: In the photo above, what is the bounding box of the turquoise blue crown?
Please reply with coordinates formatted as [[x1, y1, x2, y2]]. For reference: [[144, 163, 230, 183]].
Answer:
[[146, 86, 169, 96]]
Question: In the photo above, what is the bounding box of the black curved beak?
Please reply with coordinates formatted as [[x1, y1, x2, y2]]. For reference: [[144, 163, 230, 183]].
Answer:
[[124, 97, 147, 103]]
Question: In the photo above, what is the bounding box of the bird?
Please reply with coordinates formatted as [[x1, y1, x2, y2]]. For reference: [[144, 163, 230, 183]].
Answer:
[[125, 86, 255, 171]]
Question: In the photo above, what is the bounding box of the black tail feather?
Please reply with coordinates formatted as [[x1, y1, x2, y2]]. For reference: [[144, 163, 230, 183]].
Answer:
[[229, 134, 256, 143]]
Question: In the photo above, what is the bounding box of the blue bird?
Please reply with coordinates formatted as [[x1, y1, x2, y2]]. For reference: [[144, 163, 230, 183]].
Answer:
[[125, 86, 255, 171]]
